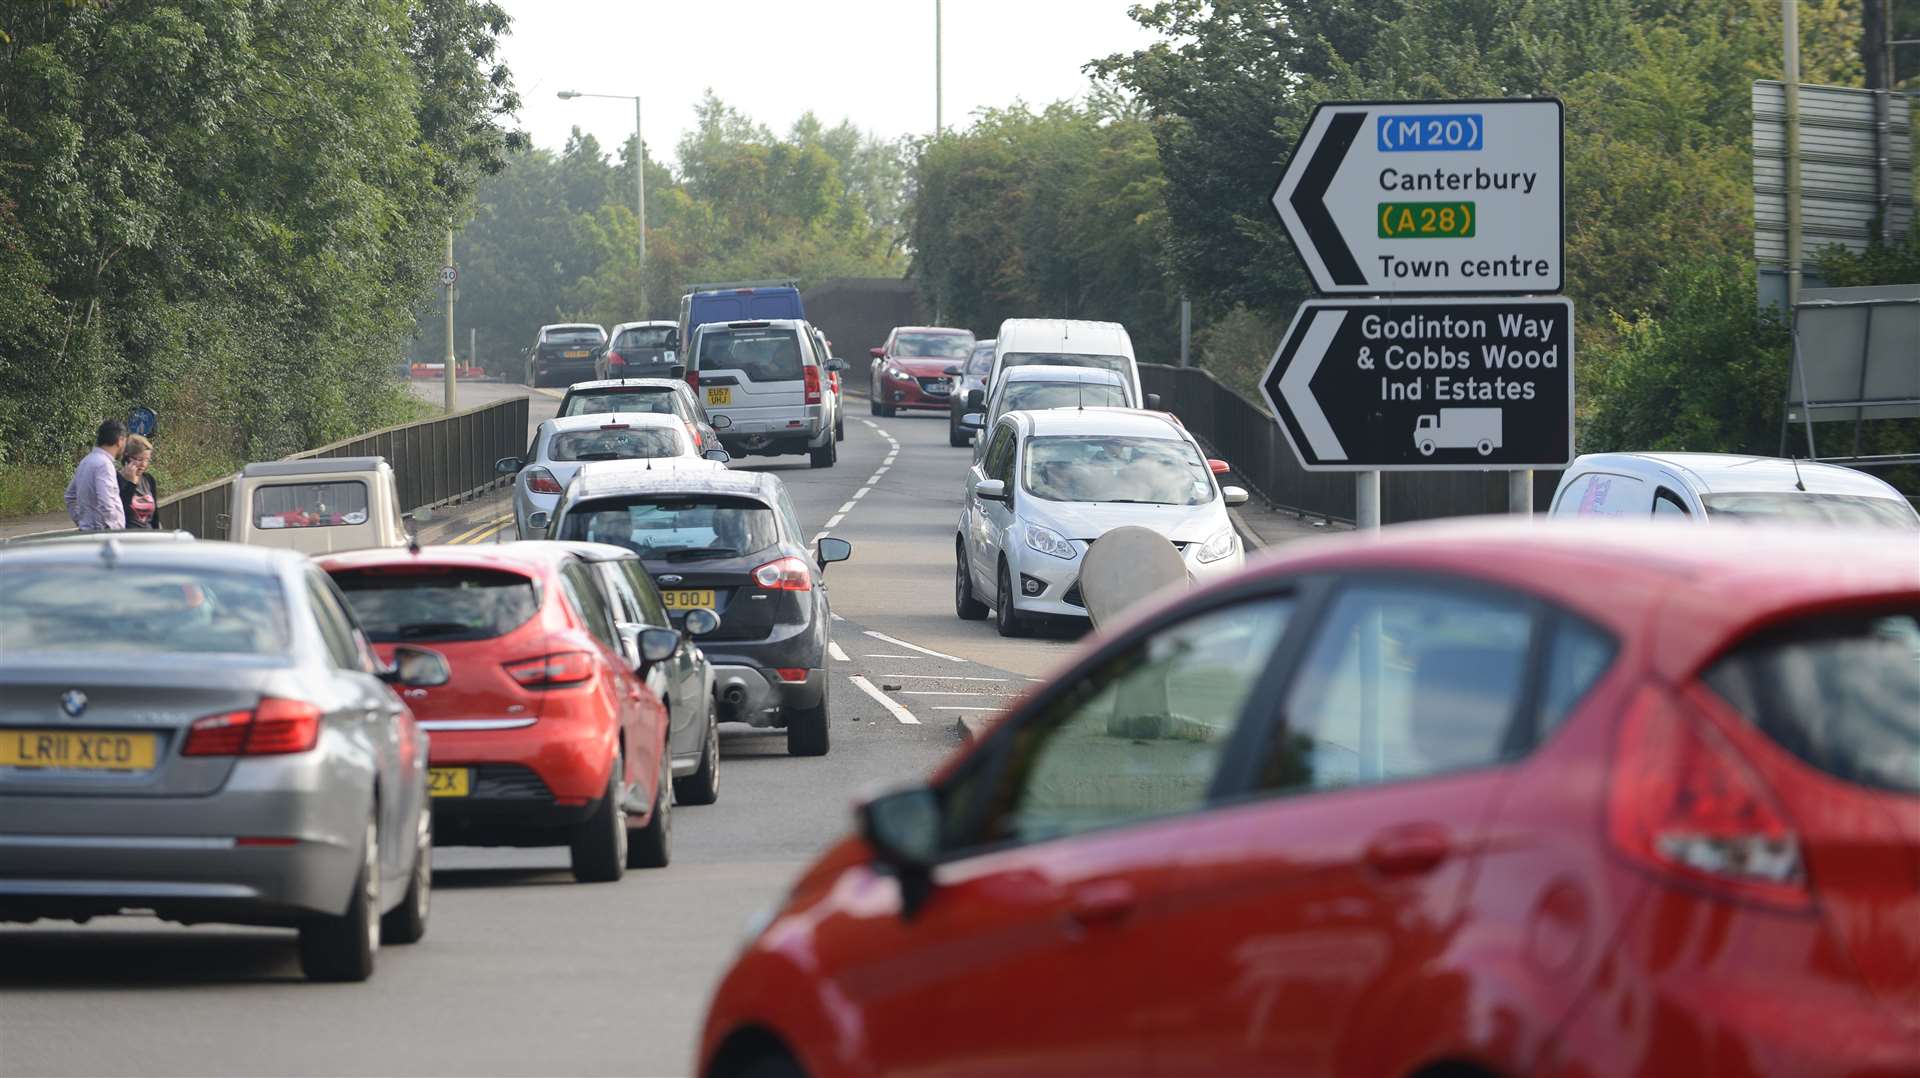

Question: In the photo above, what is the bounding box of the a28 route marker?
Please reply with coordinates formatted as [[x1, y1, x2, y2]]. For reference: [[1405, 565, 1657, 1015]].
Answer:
[[1266, 97, 1572, 522], [1273, 99, 1563, 295]]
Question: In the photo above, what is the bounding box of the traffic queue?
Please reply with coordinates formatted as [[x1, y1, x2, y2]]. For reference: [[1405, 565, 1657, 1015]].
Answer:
[[2, 288, 1917, 1078]]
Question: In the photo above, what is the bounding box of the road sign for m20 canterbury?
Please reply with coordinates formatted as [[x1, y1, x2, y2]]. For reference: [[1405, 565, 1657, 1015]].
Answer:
[[1259, 297, 1574, 471]]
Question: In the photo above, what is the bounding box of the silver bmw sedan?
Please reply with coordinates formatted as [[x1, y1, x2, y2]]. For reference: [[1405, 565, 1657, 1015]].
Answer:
[[0, 536, 447, 982]]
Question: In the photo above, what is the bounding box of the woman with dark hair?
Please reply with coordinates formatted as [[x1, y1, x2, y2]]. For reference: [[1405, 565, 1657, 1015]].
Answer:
[[118, 434, 159, 530]]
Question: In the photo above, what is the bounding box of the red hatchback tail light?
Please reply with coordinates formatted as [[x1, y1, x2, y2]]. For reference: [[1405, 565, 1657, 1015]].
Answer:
[[1607, 686, 1808, 910], [804, 365, 822, 405], [182, 698, 323, 756], [525, 467, 564, 495], [752, 556, 812, 591], [504, 651, 595, 688]]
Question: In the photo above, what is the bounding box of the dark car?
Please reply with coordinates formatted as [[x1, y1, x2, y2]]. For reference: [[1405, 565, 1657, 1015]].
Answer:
[[525, 323, 607, 389], [597, 321, 682, 381], [947, 337, 995, 446], [546, 467, 851, 757]]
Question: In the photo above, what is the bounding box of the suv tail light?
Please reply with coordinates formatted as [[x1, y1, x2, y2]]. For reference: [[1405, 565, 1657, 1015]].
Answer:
[[752, 556, 813, 591], [504, 652, 595, 688], [684, 421, 703, 448], [686, 368, 700, 392], [525, 467, 564, 495], [182, 698, 323, 756], [605, 350, 623, 370], [1607, 686, 1808, 910], [803, 364, 822, 405]]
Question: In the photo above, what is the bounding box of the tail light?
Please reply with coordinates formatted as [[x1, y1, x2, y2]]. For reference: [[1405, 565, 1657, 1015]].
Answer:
[[686, 369, 700, 392], [605, 350, 624, 370], [182, 698, 323, 756], [804, 365, 822, 405], [752, 556, 813, 591], [525, 467, 564, 495], [685, 421, 702, 448], [1208, 459, 1231, 475], [504, 652, 594, 688], [1607, 685, 1808, 910]]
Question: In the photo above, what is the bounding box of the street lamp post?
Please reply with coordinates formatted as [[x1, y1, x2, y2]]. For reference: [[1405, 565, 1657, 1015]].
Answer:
[[558, 90, 646, 316]]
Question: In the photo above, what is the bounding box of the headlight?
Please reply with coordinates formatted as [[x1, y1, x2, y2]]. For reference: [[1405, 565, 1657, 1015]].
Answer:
[[889, 367, 916, 382], [1195, 527, 1238, 564], [1025, 524, 1077, 560]]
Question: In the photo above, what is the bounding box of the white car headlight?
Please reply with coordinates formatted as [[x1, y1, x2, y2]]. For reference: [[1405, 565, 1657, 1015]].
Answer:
[[889, 367, 916, 382], [1025, 524, 1077, 560], [1195, 527, 1238, 564]]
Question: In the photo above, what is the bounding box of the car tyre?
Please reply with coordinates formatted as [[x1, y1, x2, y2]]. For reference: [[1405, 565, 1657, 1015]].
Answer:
[[809, 437, 836, 469], [955, 544, 987, 620], [995, 562, 1027, 638], [836, 415, 845, 442], [379, 804, 431, 945], [570, 754, 627, 883], [785, 682, 830, 757], [867, 395, 881, 416], [627, 747, 673, 868], [673, 710, 720, 806], [299, 811, 379, 982]]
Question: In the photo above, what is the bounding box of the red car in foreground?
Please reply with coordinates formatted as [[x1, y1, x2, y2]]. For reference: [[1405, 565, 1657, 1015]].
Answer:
[[867, 326, 975, 417], [320, 543, 676, 883], [698, 520, 1920, 1077]]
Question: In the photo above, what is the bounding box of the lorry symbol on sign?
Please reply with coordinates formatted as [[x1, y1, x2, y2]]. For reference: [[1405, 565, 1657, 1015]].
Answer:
[[1414, 408, 1503, 457]]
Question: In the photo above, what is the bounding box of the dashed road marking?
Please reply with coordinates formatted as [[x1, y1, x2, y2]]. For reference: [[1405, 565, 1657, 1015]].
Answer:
[[864, 653, 917, 659], [933, 706, 1000, 712], [881, 674, 1007, 682], [863, 631, 965, 663], [900, 690, 993, 696], [849, 675, 920, 724], [837, 501, 857, 514], [828, 641, 850, 662]]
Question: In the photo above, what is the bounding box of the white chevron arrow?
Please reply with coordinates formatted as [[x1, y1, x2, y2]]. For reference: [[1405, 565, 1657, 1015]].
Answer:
[[1281, 310, 1346, 462]]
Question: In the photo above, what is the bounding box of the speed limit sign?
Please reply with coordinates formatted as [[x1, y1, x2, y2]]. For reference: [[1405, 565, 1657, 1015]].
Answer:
[[439, 265, 458, 287]]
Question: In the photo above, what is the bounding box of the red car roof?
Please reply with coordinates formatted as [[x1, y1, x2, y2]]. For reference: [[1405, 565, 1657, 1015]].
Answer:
[[316, 542, 574, 577]]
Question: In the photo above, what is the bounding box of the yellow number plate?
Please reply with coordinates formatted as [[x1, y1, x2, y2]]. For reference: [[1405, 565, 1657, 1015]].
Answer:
[[705, 387, 732, 406], [0, 729, 157, 771], [662, 589, 716, 609], [427, 767, 471, 797], [563, 349, 590, 358]]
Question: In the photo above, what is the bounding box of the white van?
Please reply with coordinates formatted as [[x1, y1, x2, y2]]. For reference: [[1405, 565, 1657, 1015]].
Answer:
[[1548, 452, 1918, 528], [989, 319, 1151, 408], [689, 318, 839, 469]]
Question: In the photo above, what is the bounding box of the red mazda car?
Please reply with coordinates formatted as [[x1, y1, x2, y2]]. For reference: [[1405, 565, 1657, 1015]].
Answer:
[[867, 326, 975, 417], [320, 543, 676, 883], [698, 520, 1920, 1077]]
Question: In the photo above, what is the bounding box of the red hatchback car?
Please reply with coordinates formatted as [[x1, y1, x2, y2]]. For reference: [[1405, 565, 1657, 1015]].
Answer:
[[321, 543, 675, 883], [868, 326, 975, 417], [699, 520, 1920, 1077]]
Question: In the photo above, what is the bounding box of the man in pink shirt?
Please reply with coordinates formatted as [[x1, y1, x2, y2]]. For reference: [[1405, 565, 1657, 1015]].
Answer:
[[64, 420, 128, 531]]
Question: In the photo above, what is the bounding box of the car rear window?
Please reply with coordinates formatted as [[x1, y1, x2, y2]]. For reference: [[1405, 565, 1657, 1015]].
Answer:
[[1002, 381, 1129, 412], [1003, 352, 1129, 375], [896, 332, 975, 359], [698, 328, 804, 383], [543, 327, 604, 345], [559, 496, 780, 562], [1701, 492, 1919, 529], [253, 481, 370, 530], [560, 390, 679, 418], [0, 565, 291, 655], [546, 426, 683, 462], [331, 567, 540, 643], [1704, 609, 1920, 794], [614, 327, 675, 351], [966, 345, 995, 376]]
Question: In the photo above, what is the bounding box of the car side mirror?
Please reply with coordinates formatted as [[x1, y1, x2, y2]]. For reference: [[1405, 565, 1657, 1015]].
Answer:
[[683, 607, 721, 637], [1221, 485, 1250, 507], [381, 645, 450, 688], [869, 347, 885, 359], [827, 357, 849, 373], [709, 414, 732, 430], [960, 413, 985, 430], [816, 536, 852, 569], [1146, 392, 1163, 410], [669, 364, 686, 380], [942, 365, 963, 377], [638, 626, 679, 665], [859, 785, 942, 917], [495, 456, 523, 475], [972, 478, 1007, 502], [966, 389, 984, 408], [703, 448, 731, 463]]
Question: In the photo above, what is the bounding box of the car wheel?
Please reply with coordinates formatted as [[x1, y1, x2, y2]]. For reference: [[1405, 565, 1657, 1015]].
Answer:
[[809, 435, 836, 468], [673, 708, 720, 806], [785, 681, 830, 757], [836, 416, 845, 442], [379, 803, 431, 945], [569, 754, 627, 883], [955, 542, 987, 620], [299, 811, 379, 982], [868, 395, 881, 416], [628, 746, 673, 868], [995, 562, 1027, 638]]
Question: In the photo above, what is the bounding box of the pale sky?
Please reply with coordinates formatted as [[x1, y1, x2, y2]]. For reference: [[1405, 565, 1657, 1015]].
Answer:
[[496, 0, 1160, 165]]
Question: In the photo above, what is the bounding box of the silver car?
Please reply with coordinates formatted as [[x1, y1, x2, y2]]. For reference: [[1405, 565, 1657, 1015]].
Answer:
[[500, 412, 729, 539], [0, 538, 447, 981], [956, 408, 1250, 636]]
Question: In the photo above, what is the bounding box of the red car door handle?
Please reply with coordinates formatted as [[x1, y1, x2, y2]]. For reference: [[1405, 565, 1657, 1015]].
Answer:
[[1364, 827, 1452, 877], [1067, 879, 1137, 926]]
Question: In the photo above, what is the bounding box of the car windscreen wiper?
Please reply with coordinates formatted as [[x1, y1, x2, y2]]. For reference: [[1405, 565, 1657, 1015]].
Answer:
[[659, 546, 741, 562], [572, 452, 627, 461]]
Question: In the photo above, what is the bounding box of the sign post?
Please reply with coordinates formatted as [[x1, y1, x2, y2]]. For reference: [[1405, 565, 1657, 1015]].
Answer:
[[1269, 98, 1570, 523]]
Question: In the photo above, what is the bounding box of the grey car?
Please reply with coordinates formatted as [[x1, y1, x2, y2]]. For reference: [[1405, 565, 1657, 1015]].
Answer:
[[0, 537, 448, 982]]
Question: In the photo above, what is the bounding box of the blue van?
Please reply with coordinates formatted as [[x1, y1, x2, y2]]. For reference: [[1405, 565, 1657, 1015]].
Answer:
[[677, 283, 804, 355]]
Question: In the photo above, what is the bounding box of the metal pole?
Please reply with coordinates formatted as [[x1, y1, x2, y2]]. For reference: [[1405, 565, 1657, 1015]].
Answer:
[[1783, 0, 1803, 307], [1179, 298, 1191, 367], [1508, 469, 1534, 515], [1868, 0, 1893, 238], [934, 0, 943, 134], [635, 95, 647, 317], [470, 327, 477, 378], [443, 227, 457, 413], [1356, 471, 1381, 530]]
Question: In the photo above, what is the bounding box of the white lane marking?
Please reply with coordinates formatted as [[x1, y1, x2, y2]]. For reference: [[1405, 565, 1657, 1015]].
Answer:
[[838, 501, 857, 514], [854, 485, 874, 499], [873, 466, 890, 478], [864, 653, 917, 659], [831, 613, 844, 621], [863, 630, 965, 663], [823, 514, 845, 529], [900, 690, 997, 696], [881, 673, 1007, 682], [828, 641, 850, 662], [933, 706, 1001, 712], [849, 675, 920, 724]]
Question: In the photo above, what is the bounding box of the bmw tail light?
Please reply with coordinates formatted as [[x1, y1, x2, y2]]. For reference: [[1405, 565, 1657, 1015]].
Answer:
[[525, 467, 564, 495], [182, 710, 252, 756], [752, 556, 812, 591], [804, 365, 822, 405], [1607, 685, 1808, 910], [182, 698, 322, 756], [504, 652, 594, 688]]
